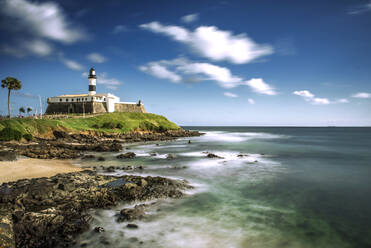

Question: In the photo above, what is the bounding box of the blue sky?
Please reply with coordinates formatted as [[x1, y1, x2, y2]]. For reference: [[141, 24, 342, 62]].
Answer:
[[0, 0, 370, 126]]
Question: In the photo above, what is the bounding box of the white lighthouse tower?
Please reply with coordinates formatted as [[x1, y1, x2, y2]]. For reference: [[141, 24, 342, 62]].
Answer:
[[88, 68, 97, 96]]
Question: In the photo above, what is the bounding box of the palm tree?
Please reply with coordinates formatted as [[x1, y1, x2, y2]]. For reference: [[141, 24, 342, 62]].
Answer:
[[19, 107, 25, 116], [27, 107, 32, 115], [1, 77, 22, 118]]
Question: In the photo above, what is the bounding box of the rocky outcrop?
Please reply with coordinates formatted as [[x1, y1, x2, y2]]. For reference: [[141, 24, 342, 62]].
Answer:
[[0, 130, 202, 160], [0, 170, 191, 248], [0, 150, 17, 161], [116, 152, 136, 159]]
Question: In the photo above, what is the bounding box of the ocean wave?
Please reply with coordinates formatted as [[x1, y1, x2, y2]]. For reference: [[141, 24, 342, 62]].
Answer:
[[197, 131, 288, 143]]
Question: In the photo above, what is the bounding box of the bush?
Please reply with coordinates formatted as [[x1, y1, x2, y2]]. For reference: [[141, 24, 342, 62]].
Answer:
[[0, 127, 22, 141], [23, 133, 33, 141], [116, 123, 124, 129], [101, 122, 116, 129], [92, 124, 100, 129]]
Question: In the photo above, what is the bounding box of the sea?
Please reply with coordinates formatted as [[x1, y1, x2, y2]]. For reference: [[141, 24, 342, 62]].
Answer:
[[73, 127, 371, 248]]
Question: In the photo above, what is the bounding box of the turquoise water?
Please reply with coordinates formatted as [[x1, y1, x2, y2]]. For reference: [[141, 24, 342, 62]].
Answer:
[[74, 127, 371, 248]]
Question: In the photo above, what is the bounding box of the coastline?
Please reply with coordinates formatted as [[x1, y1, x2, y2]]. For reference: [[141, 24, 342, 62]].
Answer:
[[0, 158, 83, 184]]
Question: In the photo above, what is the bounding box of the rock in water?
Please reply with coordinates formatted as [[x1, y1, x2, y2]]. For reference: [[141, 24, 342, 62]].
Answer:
[[116, 152, 136, 159], [166, 154, 176, 159], [206, 153, 224, 159], [126, 223, 139, 229], [94, 226, 105, 233], [117, 204, 146, 222]]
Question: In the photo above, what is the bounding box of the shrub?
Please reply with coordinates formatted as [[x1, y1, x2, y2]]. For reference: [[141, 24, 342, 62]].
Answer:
[[0, 127, 22, 141], [23, 133, 33, 141], [92, 124, 100, 129], [116, 123, 124, 129], [101, 121, 116, 129]]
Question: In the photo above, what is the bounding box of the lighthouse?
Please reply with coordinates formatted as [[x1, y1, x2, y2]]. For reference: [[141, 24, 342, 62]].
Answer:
[[88, 68, 97, 96]]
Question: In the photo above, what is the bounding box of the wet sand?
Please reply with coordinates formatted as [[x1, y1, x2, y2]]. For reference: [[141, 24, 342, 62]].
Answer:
[[0, 158, 83, 184]]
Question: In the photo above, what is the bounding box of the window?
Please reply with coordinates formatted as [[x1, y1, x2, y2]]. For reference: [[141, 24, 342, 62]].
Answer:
[[66, 99, 68, 102], [71, 99, 74, 102], [60, 99, 62, 102]]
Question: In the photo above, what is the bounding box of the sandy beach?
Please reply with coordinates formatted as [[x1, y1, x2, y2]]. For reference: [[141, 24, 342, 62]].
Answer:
[[0, 158, 83, 184]]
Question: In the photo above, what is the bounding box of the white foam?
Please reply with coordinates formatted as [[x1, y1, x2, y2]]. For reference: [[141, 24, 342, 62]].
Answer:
[[197, 131, 288, 143]]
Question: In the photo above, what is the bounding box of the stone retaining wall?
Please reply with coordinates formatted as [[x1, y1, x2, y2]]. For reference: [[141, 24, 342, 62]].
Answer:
[[114, 103, 146, 113]]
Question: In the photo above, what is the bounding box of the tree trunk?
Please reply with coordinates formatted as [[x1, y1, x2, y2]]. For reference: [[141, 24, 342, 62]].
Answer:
[[7, 89, 11, 118]]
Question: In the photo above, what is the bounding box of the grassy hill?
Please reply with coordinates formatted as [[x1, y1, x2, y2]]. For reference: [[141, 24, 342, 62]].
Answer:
[[0, 112, 180, 141]]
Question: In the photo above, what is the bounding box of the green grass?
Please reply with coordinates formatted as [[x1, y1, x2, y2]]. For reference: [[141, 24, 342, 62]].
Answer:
[[0, 112, 180, 141]]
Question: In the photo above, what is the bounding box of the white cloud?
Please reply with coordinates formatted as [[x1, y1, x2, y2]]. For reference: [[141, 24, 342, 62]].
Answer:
[[224, 92, 238, 98], [140, 21, 273, 64], [293, 90, 314, 99], [177, 62, 243, 88], [59, 53, 83, 71], [348, 1, 371, 15], [139, 63, 182, 83], [139, 58, 276, 95], [0, 0, 85, 57], [112, 25, 128, 34], [86, 53, 106, 63], [248, 98, 255, 104], [181, 13, 199, 23], [1, 39, 52, 57], [98, 72, 123, 90], [312, 98, 330, 105], [337, 98, 349, 103], [352, 92, 371, 98], [293, 90, 330, 105], [245, 78, 277, 95]]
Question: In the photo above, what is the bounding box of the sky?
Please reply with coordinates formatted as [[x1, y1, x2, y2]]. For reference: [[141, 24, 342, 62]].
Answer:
[[0, 0, 370, 126]]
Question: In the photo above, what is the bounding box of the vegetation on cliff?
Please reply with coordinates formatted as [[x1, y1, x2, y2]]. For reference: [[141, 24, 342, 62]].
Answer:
[[0, 112, 180, 141]]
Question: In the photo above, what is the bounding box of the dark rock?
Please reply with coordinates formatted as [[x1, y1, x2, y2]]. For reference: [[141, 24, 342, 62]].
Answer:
[[150, 152, 157, 156], [97, 156, 105, 161], [94, 226, 105, 233], [105, 166, 115, 173], [206, 153, 224, 159], [0, 150, 17, 161], [237, 154, 249, 158], [81, 154, 96, 160], [116, 152, 136, 159], [126, 223, 139, 229], [0, 171, 192, 248], [188, 140, 191, 144], [53, 130, 69, 139], [117, 205, 146, 222], [166, 154, 176, 159]]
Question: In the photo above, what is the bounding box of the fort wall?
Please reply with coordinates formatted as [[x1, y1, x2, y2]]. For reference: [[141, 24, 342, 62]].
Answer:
[[114, 103, 146, 113]]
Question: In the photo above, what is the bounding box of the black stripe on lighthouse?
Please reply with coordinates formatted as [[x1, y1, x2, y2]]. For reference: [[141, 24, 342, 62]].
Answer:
[[89, 85, 96, 91]]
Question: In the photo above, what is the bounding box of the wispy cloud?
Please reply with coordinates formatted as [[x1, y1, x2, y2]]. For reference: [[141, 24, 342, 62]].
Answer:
[[293, 90, 330, 105], [59, 53, 84, 71], [181, 13, 199, 23], [139, 62, 182, 83], [98, 72, 123, 90], [86, 53, 107, 63], [351, 92, 371, 98], [248, 98, 255, 104], [0, 0, 86, 57], [112, 25, 128, 34], [337, 98, 349, 103], [245, 78, 277, 95], [140, 21, 273, 64], [348, 1, 371, 15], [140, 57, 276, 95], [224, 92, 238, 98]]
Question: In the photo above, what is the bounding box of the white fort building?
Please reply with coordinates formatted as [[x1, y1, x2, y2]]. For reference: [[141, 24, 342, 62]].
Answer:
[[45, 68, 146, 114]]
